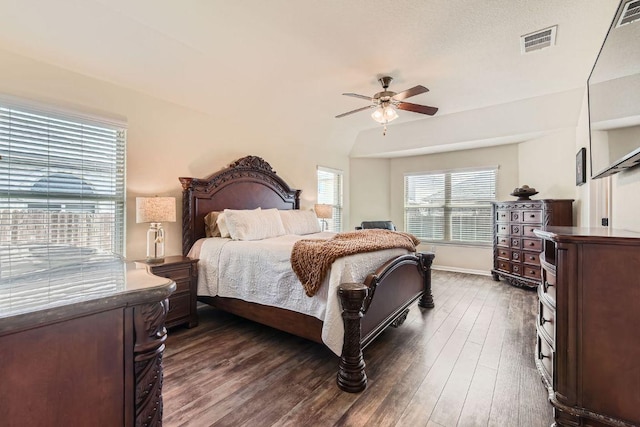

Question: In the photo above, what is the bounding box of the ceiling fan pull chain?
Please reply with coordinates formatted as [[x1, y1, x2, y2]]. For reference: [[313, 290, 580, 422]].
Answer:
[[383, 123, 388, 136]]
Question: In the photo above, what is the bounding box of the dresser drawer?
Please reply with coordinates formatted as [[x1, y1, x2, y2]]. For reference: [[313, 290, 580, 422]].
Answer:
[[510, 238, 521, 249], [539, 299, 555, 342], [541, 266, 557, 303], [522, 238, 542, 251], [497, 247, 510, 260], [522, 251, 540, 266], [537, 334, 554, 383], [497, 236, 510, 248], [496, 223, 510, 235], [511, 250, 521, 262], [496, 260, 511, 273], [523, 225, 539, 237], [496, 210, 509, 222], [523, 265, 541, 280], [510, 211, 522, 222], [523, 210, 542, 223]]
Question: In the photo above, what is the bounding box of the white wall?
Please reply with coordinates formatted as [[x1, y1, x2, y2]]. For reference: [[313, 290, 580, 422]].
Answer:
[[517, 128, 577, 200], [348, 144, 516, 274], [349, 158, 390, 230], [0, 48, 349, 259]]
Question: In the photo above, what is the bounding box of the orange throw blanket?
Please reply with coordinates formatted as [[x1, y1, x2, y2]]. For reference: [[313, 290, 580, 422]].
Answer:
[[291, 229, 420, 297]]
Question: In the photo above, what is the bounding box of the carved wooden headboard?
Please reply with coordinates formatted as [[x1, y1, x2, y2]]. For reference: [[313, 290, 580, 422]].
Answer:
[[178, 155, 301, 255]]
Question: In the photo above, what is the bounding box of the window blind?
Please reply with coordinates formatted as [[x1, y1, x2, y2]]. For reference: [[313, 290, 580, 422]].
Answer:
[[0, 102, 126, 277], [317, 166, 343, 232], [404, 167, 497, 244]]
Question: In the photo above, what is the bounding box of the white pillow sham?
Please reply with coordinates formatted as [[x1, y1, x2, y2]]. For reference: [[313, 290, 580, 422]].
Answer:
[[279, 209, 321, 235], [224, 208, 285, 241]]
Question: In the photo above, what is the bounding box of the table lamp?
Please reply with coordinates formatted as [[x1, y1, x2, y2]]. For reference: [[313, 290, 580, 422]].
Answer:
[[136, 196, 176, 263], [314, 204, 333, 232]]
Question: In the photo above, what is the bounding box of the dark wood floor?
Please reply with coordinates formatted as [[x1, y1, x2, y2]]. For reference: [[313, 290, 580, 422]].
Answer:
[[162, 270, 553, 427]]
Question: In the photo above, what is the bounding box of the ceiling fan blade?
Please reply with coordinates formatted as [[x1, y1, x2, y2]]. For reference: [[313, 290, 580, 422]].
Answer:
[[342, 93, 373, 101], [396, 102, 438, 116], [392, 85, 429, 101], [335, 105, 374, 118]]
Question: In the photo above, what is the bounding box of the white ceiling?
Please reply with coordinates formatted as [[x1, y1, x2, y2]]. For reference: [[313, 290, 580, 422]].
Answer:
[[0, 0, 620, 156]]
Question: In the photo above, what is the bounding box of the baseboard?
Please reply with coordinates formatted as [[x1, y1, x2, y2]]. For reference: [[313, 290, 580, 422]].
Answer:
[[432, 265, 492, 277]]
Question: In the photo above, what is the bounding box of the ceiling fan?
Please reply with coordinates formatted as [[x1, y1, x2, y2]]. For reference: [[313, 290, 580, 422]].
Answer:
[[336, 76, 438, 135]]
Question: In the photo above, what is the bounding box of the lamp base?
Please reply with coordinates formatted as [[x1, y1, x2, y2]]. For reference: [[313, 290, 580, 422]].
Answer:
[[146, 222, 166, 264]]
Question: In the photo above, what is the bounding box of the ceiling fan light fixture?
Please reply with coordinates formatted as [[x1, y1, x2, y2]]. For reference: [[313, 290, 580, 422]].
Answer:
[[371, 105, 398, 124]]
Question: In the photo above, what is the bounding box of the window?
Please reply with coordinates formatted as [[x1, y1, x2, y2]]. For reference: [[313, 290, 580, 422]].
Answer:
[[0, 98, 126, 274], [317, 166, 343, 232], [404, 167, 497, 245]]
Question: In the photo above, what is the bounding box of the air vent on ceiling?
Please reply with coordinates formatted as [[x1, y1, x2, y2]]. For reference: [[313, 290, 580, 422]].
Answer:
[[520, 25, 557, 54], [617, 0, 640, 27]]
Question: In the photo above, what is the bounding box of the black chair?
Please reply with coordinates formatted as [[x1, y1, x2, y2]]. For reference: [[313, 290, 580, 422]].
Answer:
[[356, 220, 396, 231]]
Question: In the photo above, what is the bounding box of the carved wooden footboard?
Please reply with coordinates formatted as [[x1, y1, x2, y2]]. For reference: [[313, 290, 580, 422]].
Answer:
[[337, 251, 434, 392], [180, 155, 436, 393]]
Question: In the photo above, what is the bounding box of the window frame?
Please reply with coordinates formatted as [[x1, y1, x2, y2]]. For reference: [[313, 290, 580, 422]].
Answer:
[[404, 166, 498, 247], [0, 95, 127, 259], [317, 165, 344, 232]]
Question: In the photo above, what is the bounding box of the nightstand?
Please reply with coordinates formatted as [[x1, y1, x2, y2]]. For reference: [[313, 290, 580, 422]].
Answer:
[[136, 256, 199, 328]]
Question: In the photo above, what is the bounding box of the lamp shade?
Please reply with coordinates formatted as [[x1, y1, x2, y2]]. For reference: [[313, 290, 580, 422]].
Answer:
[[136, 197, 176, 223], [314, 204, 333, 219]]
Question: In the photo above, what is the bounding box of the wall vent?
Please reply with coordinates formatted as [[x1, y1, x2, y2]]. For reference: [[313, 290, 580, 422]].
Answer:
[[520, 25, 557, 54], [617, 0, 640, 27]]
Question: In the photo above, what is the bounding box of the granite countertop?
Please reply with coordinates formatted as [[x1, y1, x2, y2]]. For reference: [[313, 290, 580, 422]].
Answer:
[[0, 248, 175, 333]]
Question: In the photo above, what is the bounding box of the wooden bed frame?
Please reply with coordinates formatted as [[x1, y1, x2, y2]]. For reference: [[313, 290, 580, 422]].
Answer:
[[179, 155, 434, 392]]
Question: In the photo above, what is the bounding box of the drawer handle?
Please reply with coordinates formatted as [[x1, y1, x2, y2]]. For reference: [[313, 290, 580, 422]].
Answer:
[[538, 348, 550, 360], [529, 270, 536, 275], [544, 281, 554, 288], [530, 214, 536, 218], [540, 317, 551, 325], [528, 242, 535, 246]]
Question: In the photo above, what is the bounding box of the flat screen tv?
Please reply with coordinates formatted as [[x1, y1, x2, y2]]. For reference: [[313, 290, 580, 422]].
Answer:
[[588, 0, 640, 179]]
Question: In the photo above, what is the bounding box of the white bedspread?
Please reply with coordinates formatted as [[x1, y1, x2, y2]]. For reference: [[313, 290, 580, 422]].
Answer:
[[189, 232, 409, 355]]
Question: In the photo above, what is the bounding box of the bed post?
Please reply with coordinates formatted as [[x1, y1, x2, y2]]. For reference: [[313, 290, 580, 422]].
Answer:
[[337, 283, 368, 393], [418, 252, 436, 308]]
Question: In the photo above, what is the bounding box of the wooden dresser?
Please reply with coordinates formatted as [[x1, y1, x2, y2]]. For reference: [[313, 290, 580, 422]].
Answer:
[[491, 199, 573, 288], [0, 260, 175, 427], [534, 227, 640, 427]]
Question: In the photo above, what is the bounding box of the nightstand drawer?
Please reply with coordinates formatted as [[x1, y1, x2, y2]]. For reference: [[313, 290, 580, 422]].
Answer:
[[153, 266, 192, 281], [167, 293, 191, 323], [173, 278, 191, 294]]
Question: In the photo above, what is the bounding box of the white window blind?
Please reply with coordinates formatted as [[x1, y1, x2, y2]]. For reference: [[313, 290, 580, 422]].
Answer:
[[317, 166, 343, 232], [404, 167, 497, 244], [0, 101, 126, 277]]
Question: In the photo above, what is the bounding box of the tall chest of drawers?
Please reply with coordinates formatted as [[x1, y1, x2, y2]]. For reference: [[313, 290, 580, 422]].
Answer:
[[491, 199, 573, 288], [534, 227, 640, 427]]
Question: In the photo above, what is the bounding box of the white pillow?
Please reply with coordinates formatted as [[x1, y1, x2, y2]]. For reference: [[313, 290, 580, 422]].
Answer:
[[279, 210, 321, 235], [216, 212, 231, 238], [224, 208, 285, 241]]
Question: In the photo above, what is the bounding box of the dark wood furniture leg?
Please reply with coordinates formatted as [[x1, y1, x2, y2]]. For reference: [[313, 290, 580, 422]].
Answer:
[[337, 283, 368, 393], [418, 252, 436, 308]]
